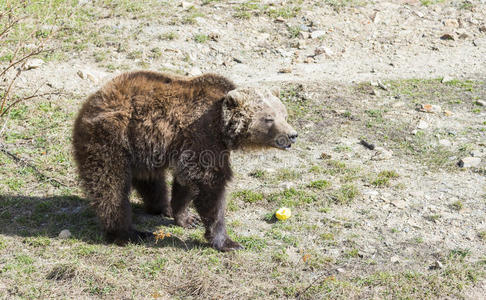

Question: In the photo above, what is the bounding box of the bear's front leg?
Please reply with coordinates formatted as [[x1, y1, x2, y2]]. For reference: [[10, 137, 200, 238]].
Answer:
[[194, 184, 243, 252]]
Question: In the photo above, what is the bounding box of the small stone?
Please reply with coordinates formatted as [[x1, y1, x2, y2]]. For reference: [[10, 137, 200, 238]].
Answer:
[[304, 56, 314, 64], [275, 17, 285, 23], [298, 31, 310, 39], [458, 33, 470, 39], [417, 120, 428, 129], [479, 25, 486, 32], [297, 40, 306, 49], [474, 100, 486, 106], [439, 139, 451, 147], [442, 75, 454, 83], [473, 39, 483, 47], [429, 260, 443, 270], [77, 69, 100, 83], [443, 19, 459, 28], [390, 255, 400, 263], [372, 147, 393, 161], [444, 110, 453, 116], [278, 67, 291, 73], [314, 46, 333, 57], [418, 103, 441, 113], [299, 24, 310, 32], [336, 268, 345, 273], [470, 150, 483, 157], [458, 157, 481, 168], [179, 1, 194, 9], [320, 152, 332, 159], [440, 33, 455, 40], [310, 30, 326, 39], [23, 58, 44, 70], [58, 229, 71, 239], [188, 66, 202, 76]]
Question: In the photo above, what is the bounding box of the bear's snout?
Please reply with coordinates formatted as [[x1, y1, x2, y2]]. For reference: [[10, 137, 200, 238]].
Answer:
[[288, 132, 298, 143]]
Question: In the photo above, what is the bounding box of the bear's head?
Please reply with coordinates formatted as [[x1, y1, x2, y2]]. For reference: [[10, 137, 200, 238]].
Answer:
[[222, 87, 298, 150]]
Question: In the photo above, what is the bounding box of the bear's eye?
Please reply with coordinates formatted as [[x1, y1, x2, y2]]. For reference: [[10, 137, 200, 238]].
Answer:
[[264, 118, 274, 123]]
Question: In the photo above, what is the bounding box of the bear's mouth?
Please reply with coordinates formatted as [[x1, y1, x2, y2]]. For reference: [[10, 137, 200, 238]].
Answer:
[[275, 136, 293, 150]]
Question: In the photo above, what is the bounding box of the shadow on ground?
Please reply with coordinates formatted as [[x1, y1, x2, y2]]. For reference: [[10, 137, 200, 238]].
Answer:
[[0, 194, 203, 249]]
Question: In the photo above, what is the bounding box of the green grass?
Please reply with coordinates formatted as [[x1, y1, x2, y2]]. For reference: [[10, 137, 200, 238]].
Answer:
[[232, 190, 264, 203]]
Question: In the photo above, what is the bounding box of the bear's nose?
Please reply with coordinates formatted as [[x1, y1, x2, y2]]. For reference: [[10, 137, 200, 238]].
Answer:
[[288, 133, 298, 143]]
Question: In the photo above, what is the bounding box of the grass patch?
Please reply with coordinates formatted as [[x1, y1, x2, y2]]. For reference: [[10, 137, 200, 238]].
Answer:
[[332, 184, 359, 204], [232, 190, 264, 203]]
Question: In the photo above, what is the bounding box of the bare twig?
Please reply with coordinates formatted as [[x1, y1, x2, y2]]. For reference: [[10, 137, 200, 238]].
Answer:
[[0, 142, 68, 188]]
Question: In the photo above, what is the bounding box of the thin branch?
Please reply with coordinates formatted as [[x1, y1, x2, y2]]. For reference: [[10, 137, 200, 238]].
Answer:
[[0, 142, 68, 188], [0, 91, 63, 118]]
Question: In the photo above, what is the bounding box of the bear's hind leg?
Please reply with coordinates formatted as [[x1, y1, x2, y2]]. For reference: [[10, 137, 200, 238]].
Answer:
[[132, 175, 171, 217], [78, 152, 151, 245], [171, 178, 199, 228]]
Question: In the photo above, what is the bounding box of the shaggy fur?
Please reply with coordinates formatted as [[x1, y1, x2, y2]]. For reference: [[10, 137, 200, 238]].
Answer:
[[72, 70, 297, 251]]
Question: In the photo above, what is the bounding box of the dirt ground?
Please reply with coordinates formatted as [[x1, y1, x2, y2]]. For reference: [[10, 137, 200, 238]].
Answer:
[[0, 0, 485, 299]]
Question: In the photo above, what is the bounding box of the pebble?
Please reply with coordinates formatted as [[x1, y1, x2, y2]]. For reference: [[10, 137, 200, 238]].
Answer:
[[439, 139, 451, 147], [179, 1, 194, 9], [314, 46, 333, 57], [429, 260, 443, 270], [441, 75, 453, 83], [372, 147, 393, 160], [440, 33, 455, 40], [188, 66, 202, 76], [278, 67, 292, 73], [443, 19, 459, 28], [390, 255, 400, 263], [417, 120, 428, 129], [458, 157, 481, 168], [470, 150, 483, 157], [479, 25, 486, 32], [474, 100, 485, 106], [299, 31, 310, 39], [418, 103, 441, 113], [310, 30, 326, 39], [23, 58, 44, 70], [58, 229, 71, 239], [77, 68, 103, 83]]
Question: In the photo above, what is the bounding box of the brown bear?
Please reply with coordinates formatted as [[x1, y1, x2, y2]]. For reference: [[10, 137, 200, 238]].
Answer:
[[72, 71, 297, 251]]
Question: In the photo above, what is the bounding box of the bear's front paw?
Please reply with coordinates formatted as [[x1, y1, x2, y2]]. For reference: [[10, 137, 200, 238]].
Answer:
[[213, 237, 244, 252], [174, 213, 200, 228]]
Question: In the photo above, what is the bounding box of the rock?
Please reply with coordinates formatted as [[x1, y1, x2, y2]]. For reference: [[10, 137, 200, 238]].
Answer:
[[470, 150, 483, 157], [336, 268, 345, 273], [297, 40, 306, 49], [473, 39, 483, 47], [390, 255, 400, 263], [439, 139, 451, 147], [372, 147, 393, 160], [479, 25, 486, 32], [417, 120, 428, 129], [474, 100, 486, 106], [314, 46, 333, 57], [458, 157, 481, 168], [418, 103, 441, 113], [298, 31, 310, 39], [23, 58, 44, 70], [299, 24, 310, 32], [275, 17, 285, 23], [441, 75, 454, 83], [58, 229, 71, 239], [440, 33, 455, 40], [77, 68, 105, 83], [458, 33, 470, 39], [310, 30, 326, 39], [320, 152, 332, 159], [443, 19, 459, 28], [188, 66, 202, 76], [278, 67, 291, 73], [429, 260, 443, 270], [179, 1, 194, 9]]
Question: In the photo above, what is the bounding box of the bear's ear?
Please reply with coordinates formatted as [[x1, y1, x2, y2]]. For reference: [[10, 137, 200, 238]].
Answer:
[[224, 90, 244, 109], [270, 87, 280, 98]]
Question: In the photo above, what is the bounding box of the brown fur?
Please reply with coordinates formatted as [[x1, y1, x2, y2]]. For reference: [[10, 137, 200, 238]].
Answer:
[[72, 70, 297, 251]]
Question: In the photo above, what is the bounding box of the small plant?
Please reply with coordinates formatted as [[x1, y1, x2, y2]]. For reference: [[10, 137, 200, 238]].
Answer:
[[232, 190, 264, 203], [193, 34, 209, 43], [160, 32, 178, 40], [371, 170, 399, 187], [451, 200, 463, 211], [308, 180, 331, 190], [333, 184, 359, 204]]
